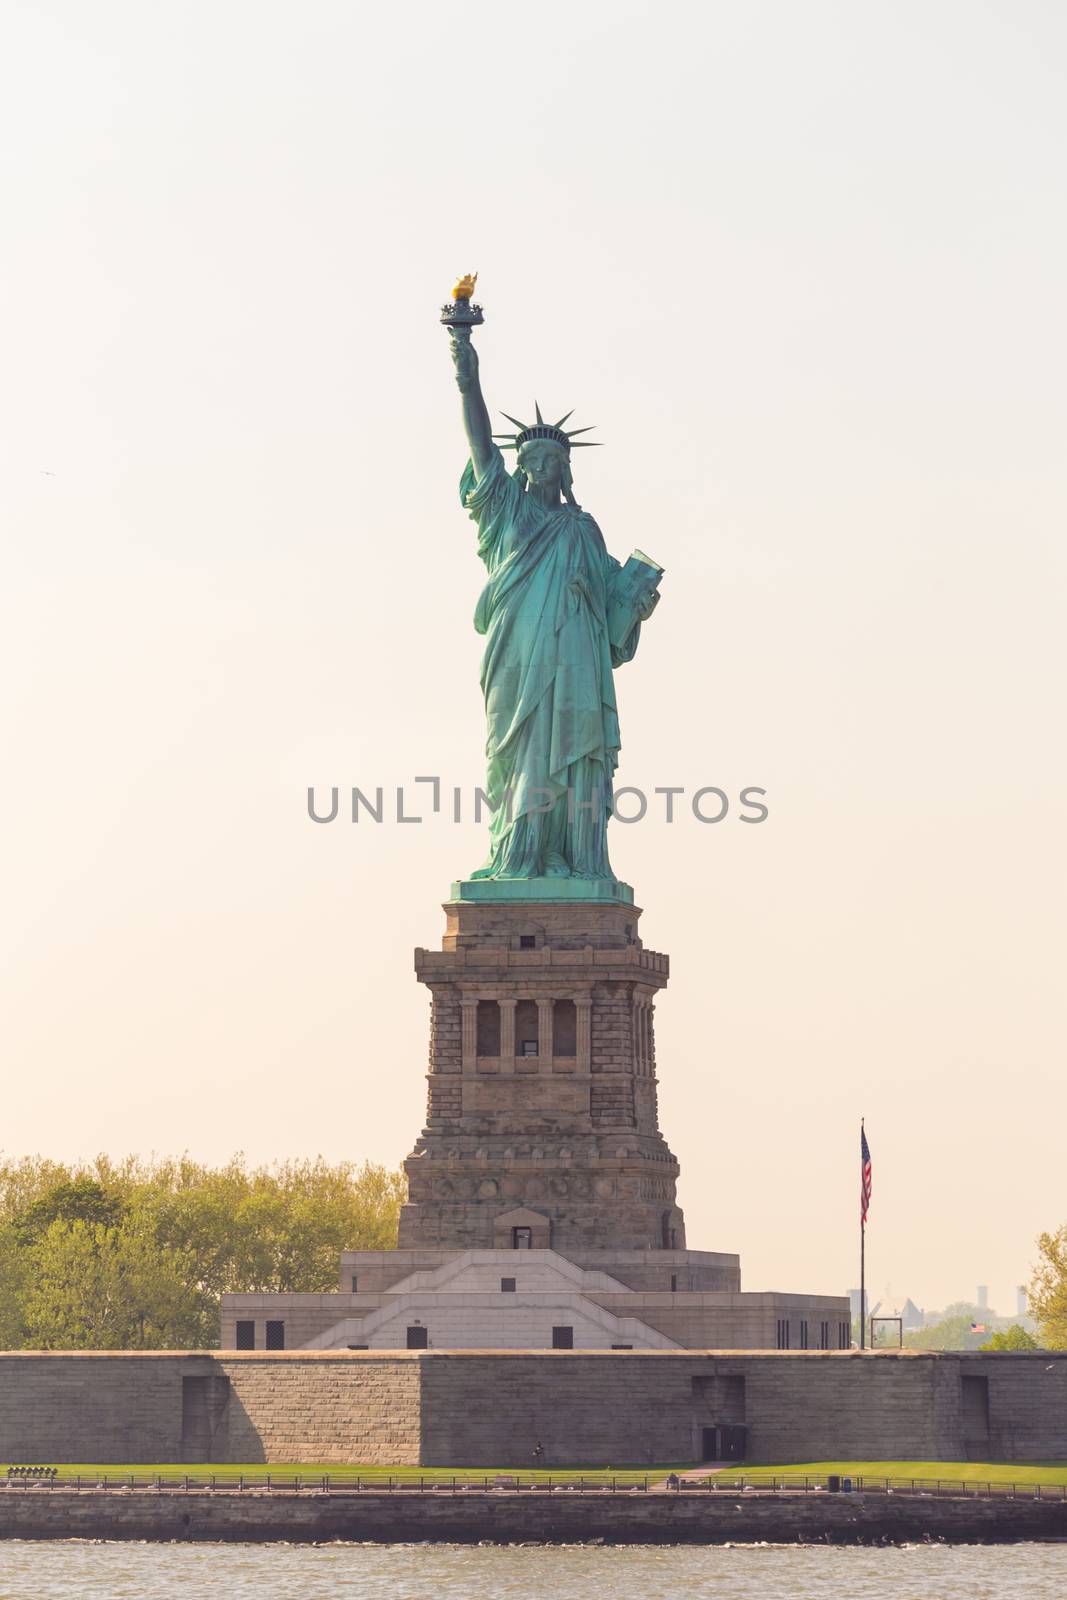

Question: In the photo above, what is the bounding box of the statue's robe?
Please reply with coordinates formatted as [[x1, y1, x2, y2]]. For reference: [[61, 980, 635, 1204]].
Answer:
[[461, 447, 646, 880]]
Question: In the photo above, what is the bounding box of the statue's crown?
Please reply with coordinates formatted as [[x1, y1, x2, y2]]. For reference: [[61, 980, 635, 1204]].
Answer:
[[494, 404, 600, 454]]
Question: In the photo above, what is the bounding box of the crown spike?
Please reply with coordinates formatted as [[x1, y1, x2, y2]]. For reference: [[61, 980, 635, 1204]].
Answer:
[[498, 405, 603, 453], [568, 440, 603, 448]]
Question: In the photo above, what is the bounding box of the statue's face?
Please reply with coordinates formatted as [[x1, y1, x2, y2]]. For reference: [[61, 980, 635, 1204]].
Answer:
[[519, 440, 567, 493]]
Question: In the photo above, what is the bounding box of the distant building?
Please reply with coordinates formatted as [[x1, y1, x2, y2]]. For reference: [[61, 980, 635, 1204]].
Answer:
[[977, 1285, 989, 1310], [1017, 1285, 1028, 1318], [869, 1295, 925, 1333], [898, 1297, 925, 1331]]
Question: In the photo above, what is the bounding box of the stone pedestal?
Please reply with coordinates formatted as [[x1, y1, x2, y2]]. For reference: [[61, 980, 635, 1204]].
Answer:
[[398, 899, 686, 1254]]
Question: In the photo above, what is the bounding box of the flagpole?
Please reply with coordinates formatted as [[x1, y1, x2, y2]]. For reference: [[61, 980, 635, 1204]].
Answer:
[[860, 1116, 866, 1350]]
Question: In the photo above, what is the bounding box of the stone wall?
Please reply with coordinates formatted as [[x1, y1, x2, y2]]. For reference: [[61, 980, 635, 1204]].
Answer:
[[418, 1351, 1067, 1466], [2, 1350, 1065, 1468], [5, 1487, 1066, 1545], [0, 1353, 194, 1464], [0, 1353, 421, 1467], [222, 1355, 421, 1464], [961, 1353, 1067, 1461]]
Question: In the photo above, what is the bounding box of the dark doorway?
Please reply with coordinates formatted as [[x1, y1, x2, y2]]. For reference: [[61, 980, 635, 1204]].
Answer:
[[406, 1325, 428, 1348], [701, 1424, 746, 1462], [513, 1226, 532, 1249], [552, 1326, 574, 1349], [181, 1375, 230, 1463], [962, 1374, 990, 1455], [719, 1424, 747, 1460]]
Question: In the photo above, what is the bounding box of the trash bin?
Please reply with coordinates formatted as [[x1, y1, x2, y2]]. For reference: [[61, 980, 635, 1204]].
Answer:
[[827, 1475, 841, 1493], [842, 1477, 853, 1493]]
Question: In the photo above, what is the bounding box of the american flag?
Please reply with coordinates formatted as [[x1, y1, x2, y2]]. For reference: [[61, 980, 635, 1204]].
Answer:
[[861, 1126, 872, 1225]]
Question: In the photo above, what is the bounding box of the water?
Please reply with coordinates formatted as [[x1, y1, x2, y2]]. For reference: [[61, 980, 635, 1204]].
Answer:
[[0, 1542, 1065, 1599]]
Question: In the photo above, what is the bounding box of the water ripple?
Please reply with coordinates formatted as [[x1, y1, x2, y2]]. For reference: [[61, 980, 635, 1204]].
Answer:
[[0, 1541, 1066, 1599]]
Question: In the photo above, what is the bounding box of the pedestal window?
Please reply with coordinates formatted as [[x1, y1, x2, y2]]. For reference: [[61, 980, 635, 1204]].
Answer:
[[516, 999, 538, 1058], [553, 998, 577, 1056], [476, 1000, 501, 1056]]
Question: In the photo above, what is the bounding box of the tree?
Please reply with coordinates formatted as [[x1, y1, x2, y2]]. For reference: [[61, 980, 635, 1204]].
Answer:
[[14, 1177, 126, 1245], [0, 1153, 406, 1349], [147, 1156, 405, 1298], [0, 1223, 29, 1348], [979, 1324, 1039, 1351], [904, 1304, 993, 1351], [1030, 1225, 1067, 1349], [20, 1215, 204, 1350]]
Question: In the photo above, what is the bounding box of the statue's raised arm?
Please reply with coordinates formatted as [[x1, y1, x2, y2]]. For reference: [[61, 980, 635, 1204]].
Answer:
[[451, 330, 494, 481], [442, 274, 494, 481]]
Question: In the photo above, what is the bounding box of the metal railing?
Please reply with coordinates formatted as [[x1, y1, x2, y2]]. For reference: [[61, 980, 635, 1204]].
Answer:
[[2, 1471, 1065, 1500], [1, 1472, 651, 1494], [688, 1474, 1067, 1500]]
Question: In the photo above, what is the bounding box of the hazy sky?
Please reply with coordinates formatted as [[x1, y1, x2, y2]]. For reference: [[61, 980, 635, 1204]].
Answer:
[[3, 0, 1065, 1319]]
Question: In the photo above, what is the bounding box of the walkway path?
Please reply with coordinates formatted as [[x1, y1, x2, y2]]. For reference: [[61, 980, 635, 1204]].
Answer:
[[649, 1464, 741, 1493]]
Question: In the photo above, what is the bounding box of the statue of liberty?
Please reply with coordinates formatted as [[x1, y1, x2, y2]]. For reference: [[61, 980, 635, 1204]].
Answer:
[[446, 278, 662, 892]]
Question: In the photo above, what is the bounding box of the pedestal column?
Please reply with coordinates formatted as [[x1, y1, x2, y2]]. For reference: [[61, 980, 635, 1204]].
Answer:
[[537, 997, 554, 1070], [576, 996, 592, 1073], [461, 998, 478, 1073], [499, 997, 516, 1074]]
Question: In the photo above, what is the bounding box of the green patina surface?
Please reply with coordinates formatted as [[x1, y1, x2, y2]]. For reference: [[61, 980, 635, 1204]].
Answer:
[[450, 876, 634, 905], [446, 299, 662, 900]]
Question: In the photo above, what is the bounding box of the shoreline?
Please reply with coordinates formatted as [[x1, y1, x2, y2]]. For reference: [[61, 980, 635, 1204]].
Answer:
[[2, 1489, 1066, 1545]]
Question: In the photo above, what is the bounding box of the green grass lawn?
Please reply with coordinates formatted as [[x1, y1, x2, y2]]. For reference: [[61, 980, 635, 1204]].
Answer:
[[8, 1459, 1067, 1490], [714, 1460, 1067, 1487], [2, 1462, 684, 1486]]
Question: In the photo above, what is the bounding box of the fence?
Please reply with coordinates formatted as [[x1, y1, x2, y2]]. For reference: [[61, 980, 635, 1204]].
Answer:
[[2, 1472, 1065, 1500]]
